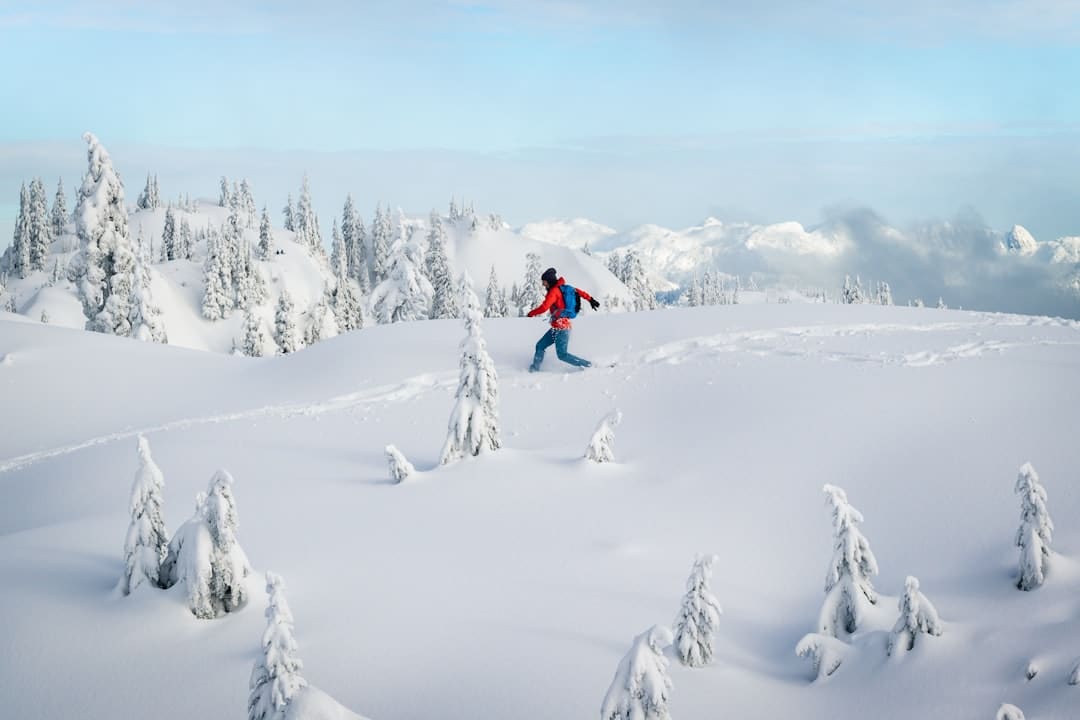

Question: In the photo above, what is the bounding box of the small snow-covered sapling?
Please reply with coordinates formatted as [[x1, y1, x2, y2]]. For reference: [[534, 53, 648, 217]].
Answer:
[[385, 444, 415, 484], [601, 625, 674, 720], [1014, 462, 1053, 591], [585, 410, 622, 464], [673, 554, 723, 667], [887, 576, 942, 656]]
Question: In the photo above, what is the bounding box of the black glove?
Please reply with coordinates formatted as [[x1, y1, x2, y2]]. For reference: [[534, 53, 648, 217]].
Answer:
[[589, 298, 600, 310]]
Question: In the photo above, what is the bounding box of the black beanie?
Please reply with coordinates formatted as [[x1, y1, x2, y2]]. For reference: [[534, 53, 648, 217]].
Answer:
[[541, 267, 558, 285]]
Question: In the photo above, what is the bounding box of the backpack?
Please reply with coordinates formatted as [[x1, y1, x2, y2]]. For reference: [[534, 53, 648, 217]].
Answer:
[[559, 284, 581, 319]]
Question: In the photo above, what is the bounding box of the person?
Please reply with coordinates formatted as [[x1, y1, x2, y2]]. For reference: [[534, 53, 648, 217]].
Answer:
[[526, 267, 600, 372]]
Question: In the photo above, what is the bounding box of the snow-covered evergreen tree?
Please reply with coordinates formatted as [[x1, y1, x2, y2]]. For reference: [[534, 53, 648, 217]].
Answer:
[[887, 576, 942, 655], [241, 306, 268, 357], [72, 133, 138, 336], [204, 469, 250, 614], [304, 291, 339, 346], [673, 554, 723, 668], [1015, 462, 1053, 591], [585, 410, 622, 464], [282, 193, 295, 232], [137, 173, 160, 210], [370, 203, 392, 285], [936, 296, 947, 309], [425, 210, 458, 320], [28, 177, 52, 271], [385, 445, 415, 484], [877, 281, 893, 306], [702, 271, 720, 306], [130, 253, 167, 343], [50, 177, 67, 238], [238, 179, 257, 228], [161, 208, 178, 261], [440, 274, 500, 464], [484, 265, 508, 318], [293, 175, 322, 253], [601, 625, 674, 720], [248, 572, 307, 720], [819, 484, 879, 637], [371, 241, 433, 324], [331, 229, 363, 333], [623, 250, 656, 311], [607, 251, 624, 282], [795, 633, 848, 680], [258, 207, 274, 259], [220, 176, 231, 208], [518, 252, 545, 312], [120, 435, 169, 595], [161, 492, 213, 617], [686, 275, 702, 307], [202, 229, 233, 320], [5, 183, 32, 278], [341, 195, 368, 285], [274, 290, 301, 354]]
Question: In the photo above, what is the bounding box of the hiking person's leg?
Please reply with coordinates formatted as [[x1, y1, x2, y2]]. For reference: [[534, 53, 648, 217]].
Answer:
[[530, 329, 556, 371], [554, 329, 591, 368]]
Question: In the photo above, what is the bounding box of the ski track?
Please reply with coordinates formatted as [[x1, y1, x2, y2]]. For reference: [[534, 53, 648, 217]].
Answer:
[[0, 372, 456, 475], [4, 315, 1077, 475]]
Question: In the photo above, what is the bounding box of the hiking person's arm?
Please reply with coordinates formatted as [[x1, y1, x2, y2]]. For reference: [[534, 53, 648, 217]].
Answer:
[[526, 287, 558, 317], [577, 288, 601, 310]]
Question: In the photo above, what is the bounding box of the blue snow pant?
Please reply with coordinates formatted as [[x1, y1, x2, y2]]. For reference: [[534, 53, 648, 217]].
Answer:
[[530, 328, 591, 371]]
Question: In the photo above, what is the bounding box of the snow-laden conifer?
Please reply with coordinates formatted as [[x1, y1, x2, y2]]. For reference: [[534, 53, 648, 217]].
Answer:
[[282, 193, 295, 232], [28, 177, 52, 271], [137, 173, 160, 210], [1015, 462, 1053, 591], [518, 252, 544, 312], [425, 210, 458, 320], [623, 250, 656, 311], [274, 290, 301, 354], [219, 176, 231, 208], [331, 228, 364, 333], [161, 492, 214, 618], [238, 179, 257, 228], [385, 445, 415, 484], [258, 207, 274, 259], [248, 572, 307, 720], [73, 133, 138, 334], [887, 576, 942, 655], [440, 274, 500, 464], [484, 265, 508, 318], [202, 229, 233, 320], [585, 410, 622, 464], [796, 633, 848, 680], [5, 183, 32, 278], [204, 469, 250, 614], [370, 203, 392, 285], [607, 251, 624, 282], [293, 175, 321, 253], [819, 484, 878, 637], [936, 296, 947, 309], [877, 281, 893, 306], [130, 253, 167, 343], [161, 208, 178, 260], [304, 291, 339, 346], [50, 177, 67, 238], [371, 241, 433, 324], [120, 435, 168, 594], [601, 625, 674, 720], [241, 306, 268, 357], [686, 275, 702, 307], [673, 554, 723, 667]]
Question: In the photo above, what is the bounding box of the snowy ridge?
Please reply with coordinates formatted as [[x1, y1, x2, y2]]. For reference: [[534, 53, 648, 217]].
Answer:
[[3, 302, 1080, 718]]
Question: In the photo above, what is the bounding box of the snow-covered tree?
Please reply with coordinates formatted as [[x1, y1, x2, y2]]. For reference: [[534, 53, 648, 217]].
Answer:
[[607, 251, 624, 282], [177, 217, 193, 260], [241, 306, 269, 357], [161, 208, 178, 261], [484, 265, 508, 318], [258, 207, 274, 259], [293, 175, 321, 253], [40, 309, 49, 323], [385, 444, 415, 484], [120, 435, 169, 595], [202, 229, 233, 320], [238, 179, 257, 228], [877, 281, 893, 306], [686, 275, 702, 307], [841, 275, 864, 304], [440, 274, 500, 464], [274, 290, 301, 354], [72, 133, 138, 336], [4, 183, 31, 278], [282, 193, 295, 232], [130, 253, 167, 343], [673, 554, 723, 668], [795, 633, 848, 680], [28, 177, 52, 271], [220, 176, 231, 208], [204, 469, 250, 614], [304, 291, 339, 346], [819, 484, 879, 637], [248, 572, 308, 720], [518, 252, 545, 313], [50, 177, 67, 238], [996, 704, 1025, 720], [887, 576, 943, 656], [1015, 462, 1053, 591], [623, 250, 656, 311], [585, 410, 622, 464], [370, 203, 392, 285], [936, 296, 947, 310], [137, 173, 160, 210], [601, 625, 674, 720], [161, 492, 214, 617], [371, 241, 433, 324], [425, 210, 458, 320]]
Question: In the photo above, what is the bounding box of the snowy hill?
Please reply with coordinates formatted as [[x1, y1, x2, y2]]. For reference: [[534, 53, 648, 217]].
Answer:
[[3, 302, 1080, 719]]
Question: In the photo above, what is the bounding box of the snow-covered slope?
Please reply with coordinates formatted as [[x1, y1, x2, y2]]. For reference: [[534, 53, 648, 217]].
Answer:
[[2, 201, 630, 355], [3, 303, 1079, 719]]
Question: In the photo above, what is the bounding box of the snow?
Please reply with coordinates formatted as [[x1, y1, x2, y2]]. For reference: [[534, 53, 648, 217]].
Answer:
[[2, 302, 1080, 718]]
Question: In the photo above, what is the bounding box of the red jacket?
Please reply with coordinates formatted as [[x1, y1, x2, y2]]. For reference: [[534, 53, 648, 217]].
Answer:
[[527, 277, 594, 330]]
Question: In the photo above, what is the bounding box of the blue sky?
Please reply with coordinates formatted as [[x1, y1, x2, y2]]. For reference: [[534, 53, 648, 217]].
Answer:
[[2, 0, 1080, 240]]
